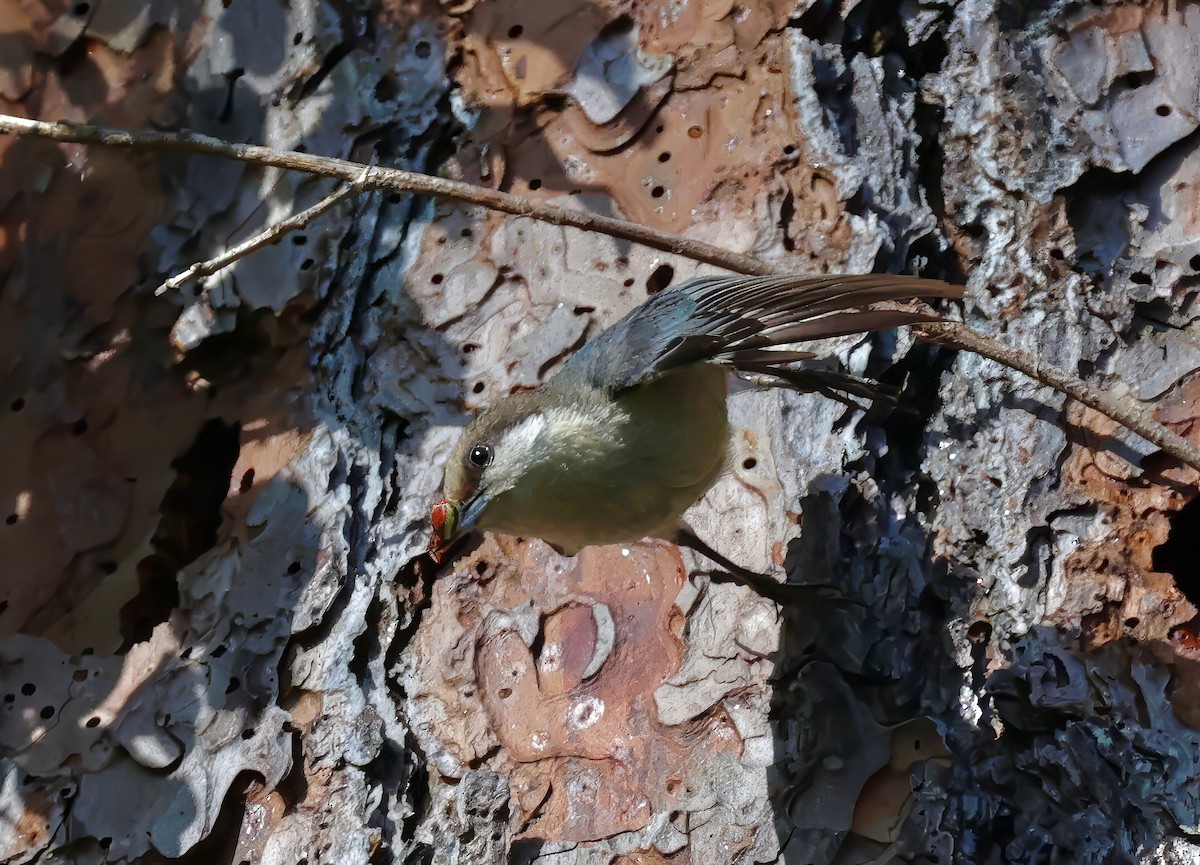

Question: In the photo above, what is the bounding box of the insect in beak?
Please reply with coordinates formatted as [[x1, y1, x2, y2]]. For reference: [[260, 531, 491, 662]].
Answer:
[[428, 499, 460, 562], [427, 495, 486, 562]]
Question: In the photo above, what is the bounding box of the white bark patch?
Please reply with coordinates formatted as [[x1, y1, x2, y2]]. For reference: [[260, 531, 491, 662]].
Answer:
[[568, 696, 605, 731]]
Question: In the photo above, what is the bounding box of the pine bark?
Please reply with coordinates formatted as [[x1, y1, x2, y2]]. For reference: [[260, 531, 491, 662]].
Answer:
[[1, 2, 1198, 864]]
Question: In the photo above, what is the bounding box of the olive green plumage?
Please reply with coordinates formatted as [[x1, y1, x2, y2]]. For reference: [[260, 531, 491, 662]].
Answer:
[[439, 273, 961, 555]]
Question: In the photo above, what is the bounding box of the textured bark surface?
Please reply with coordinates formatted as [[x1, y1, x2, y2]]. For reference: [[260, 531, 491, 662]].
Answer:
[[2, 1, 1199, 864]]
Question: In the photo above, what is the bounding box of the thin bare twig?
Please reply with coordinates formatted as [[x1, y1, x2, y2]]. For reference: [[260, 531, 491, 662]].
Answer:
[[0, 114, 767, 276], [3, 112, 1200, 473], [154, 167, 372, 295]]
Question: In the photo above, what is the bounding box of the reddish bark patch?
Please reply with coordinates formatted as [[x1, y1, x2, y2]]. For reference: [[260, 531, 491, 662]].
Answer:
[[1058, 400, 1198, 648], [412, 536, 745, 842]]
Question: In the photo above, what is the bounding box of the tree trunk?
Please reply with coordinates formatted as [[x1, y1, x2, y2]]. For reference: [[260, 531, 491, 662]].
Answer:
[[2, 1, 1198, 864]]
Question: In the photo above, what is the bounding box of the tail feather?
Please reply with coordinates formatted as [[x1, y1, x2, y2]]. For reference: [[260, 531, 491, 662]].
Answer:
[[736, 309, 941, 352], [732, 362, 902, 408], [681, 275, 959, 363]]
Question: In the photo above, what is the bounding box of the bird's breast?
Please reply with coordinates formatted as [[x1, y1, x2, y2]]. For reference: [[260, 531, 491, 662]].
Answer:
[[482, 363, 730, 552]]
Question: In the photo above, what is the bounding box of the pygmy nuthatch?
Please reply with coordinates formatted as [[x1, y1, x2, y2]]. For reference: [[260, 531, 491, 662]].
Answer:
[[430, 273, 960, 587]]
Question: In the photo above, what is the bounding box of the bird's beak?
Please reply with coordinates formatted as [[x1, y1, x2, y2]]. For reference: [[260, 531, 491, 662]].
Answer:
[[428, 493, 486, 562]]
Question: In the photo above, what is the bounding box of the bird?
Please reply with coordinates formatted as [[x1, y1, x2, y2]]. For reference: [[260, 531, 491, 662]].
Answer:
[[428, 272, 961, 601]]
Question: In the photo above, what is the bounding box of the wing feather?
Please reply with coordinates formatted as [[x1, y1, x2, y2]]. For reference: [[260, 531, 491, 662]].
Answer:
[[559, 273, 960, 393]]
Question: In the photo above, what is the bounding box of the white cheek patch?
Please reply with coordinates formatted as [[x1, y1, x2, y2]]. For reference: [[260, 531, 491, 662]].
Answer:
[[500, 413, 547, 457], [488, 404, 618, 492], [544, 406, 603, 443], [489, 413, 549, 489]]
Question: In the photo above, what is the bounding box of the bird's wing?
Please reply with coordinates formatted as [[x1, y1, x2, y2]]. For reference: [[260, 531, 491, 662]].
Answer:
[[562, 274, 962, 393]]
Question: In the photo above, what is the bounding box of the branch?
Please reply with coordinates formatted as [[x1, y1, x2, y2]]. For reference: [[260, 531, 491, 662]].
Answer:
[[4, 113, 1199, 473], [155, 168, 372, 295], [915, 320, 1200, 472], [0, 114, 767, 277]]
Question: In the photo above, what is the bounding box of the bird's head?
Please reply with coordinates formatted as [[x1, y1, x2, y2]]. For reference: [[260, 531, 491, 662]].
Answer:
[[428, 390, 551, 560]]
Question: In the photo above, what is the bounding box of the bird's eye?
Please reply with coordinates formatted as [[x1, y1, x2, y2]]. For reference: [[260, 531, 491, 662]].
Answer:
[[468, 443, 493, 468]]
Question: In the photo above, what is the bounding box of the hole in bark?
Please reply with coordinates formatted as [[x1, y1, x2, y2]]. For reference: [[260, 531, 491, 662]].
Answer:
[[21, 683, 34, 696], [40, 706, 54, 719], [1152, 496, 1200, 606], [374, 73, 400, 102], [528, 178, 542, 190], [1156, 105, 1171, 116], [967, 620, 992, 644], [498, 688, 512, 699], [5, 514, 16, 526], [415, 41, 431, 59], [1114, 70, 1154, 89], [431, 273, 444, 284], [508, 24, 523, 38], [646, 264, 674, 294], [1190, 254, 1200, 272], [658, 152, 671, 162], [472, 382, 485, 394], [687, 125, 703, 138], [288, 561, 302, 574], [650, 185, 665, 199], [71, 417, 88, 435], [239, 468, 255, 493], [86, 716, 101, 728], [10, 398, 24, 411], [742, 458, 757, 470]]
